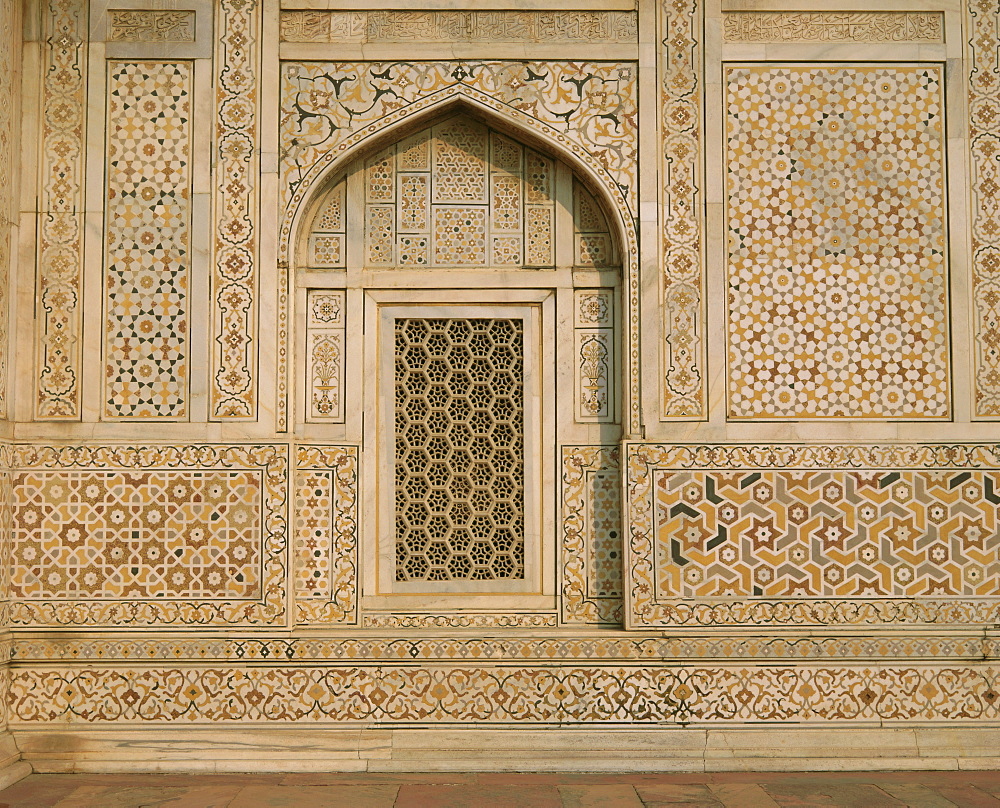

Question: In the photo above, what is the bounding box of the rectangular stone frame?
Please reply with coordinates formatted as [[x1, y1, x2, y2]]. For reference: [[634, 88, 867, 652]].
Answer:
[[359, 289, 557, 626], [9, 444, 287, 628], [624, 443, 1000, 630]]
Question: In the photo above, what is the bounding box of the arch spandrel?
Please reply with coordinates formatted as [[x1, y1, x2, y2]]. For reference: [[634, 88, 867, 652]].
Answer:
[[278, 63, 639, 264]]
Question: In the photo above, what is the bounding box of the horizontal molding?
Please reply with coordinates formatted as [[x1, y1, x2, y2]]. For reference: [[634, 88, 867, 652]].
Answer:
[[11, 726, 1000, 772], [8, 632, 998, 663], [9, 664, 999, 725]]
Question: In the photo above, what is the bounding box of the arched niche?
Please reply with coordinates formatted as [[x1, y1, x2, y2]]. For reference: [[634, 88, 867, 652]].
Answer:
[[292, 100, 628, 622]]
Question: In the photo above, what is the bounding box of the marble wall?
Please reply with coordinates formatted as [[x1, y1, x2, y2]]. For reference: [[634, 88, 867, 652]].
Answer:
[[0, 0, 997, 773]]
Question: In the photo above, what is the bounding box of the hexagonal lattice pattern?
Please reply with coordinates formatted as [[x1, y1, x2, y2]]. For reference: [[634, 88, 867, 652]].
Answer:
[[395, 318, 524, 581]]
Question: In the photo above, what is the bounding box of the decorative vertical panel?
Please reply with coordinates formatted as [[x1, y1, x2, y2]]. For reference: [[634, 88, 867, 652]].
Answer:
[[35, 0, 87, 419], [727, 66, 949, 419], [0, 0, 15, 420], [574, 290, 615, 422], [104, 62, 191, 419], [294, 446, 358, 625], [660, 0, 704, 418], [211, 0, 260, 419], [969, 0, 1000, 417], [305, 291, 345, 422]]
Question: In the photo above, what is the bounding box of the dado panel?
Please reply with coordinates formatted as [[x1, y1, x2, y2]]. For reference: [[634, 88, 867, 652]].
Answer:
[[9, 664, 999, 724], [626, 444, 1000, 629], [8, 445, 287, 628]]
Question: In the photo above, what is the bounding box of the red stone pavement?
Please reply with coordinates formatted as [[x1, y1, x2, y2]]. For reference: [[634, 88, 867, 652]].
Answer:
[[1, 771, 999, 807]]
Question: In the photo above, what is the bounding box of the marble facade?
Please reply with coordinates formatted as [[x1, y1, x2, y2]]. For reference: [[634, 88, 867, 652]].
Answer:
[[0, 0, 995, 777]]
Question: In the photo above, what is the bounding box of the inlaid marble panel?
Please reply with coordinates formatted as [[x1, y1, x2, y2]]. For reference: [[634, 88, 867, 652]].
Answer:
[[8, 445, 287, 628], [727, 66, 949, 419], [626, 445, 1000, 628], [304, 291, 345, 423], [104, 61, 191, 419]]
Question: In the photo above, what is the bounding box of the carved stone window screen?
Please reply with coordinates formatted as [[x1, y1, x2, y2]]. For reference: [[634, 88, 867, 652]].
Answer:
[[394, 316, 525, 583], [374, 301, 547, 598]]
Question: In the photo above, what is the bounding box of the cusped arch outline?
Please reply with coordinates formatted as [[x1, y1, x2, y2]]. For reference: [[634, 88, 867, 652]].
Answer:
[[280, 84, 642, 433], [281, 84, 636, 260]]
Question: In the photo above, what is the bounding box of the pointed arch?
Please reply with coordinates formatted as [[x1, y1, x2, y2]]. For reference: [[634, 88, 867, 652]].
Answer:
[[280, 85, 641, 434], [285, 90, 633, 268]]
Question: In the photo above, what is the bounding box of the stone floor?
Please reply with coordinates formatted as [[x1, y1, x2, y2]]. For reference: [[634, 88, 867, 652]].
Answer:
[[1, 771, 1000, 807]]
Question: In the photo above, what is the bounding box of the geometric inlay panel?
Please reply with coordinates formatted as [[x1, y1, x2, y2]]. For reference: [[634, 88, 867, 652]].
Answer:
[[13, 470, 260, 599], [561, 446, 622, 625], [626, 444, 1000, 628], [348, 115, 557, 270], [104, 61, 191, 419], [8, 444, 287, 627], [655, 470, 1000, 599], [726, 65, 950, 419]]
